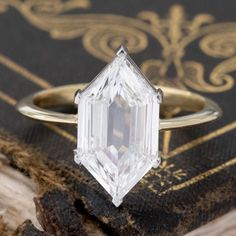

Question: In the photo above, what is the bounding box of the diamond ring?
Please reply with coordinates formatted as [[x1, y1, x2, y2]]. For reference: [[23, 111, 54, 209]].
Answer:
[[16, 45, 222, 207]]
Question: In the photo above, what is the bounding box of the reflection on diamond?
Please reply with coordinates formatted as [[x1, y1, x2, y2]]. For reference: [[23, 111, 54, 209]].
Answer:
[[74, 49, 162, 206]]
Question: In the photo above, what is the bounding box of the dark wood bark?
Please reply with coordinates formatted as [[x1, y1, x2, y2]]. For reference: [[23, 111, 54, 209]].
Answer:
[[14, 220, 51, 236], [35, 190, 85, 236]]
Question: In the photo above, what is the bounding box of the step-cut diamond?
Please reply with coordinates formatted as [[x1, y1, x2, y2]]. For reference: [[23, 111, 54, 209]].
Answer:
[[74, 48, 162, 207]]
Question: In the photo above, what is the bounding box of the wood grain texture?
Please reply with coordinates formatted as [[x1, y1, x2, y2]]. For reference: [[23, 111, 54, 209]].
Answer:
[[0, 154, 41, 234], [186, 209, 236, 236]]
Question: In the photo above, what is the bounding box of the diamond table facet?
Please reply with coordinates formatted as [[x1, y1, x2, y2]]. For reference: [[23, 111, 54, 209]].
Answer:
[[74, 48, 162, 207]]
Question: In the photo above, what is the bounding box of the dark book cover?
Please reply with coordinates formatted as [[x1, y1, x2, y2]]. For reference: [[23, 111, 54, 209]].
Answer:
[[0, 0, 236, 235]]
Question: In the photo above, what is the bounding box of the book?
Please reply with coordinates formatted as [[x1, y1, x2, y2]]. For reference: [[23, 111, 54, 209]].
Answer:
[[0, 0, 235, 235]]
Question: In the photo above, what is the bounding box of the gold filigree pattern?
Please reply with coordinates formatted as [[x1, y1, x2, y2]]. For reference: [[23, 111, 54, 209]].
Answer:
[[144, 160, 187, 188], [82, 25, 148, 62], [183, 60, 235, 93], [200, 31, 236, 58], [1, 1, 235, 93], [198, 31, 236, 92]]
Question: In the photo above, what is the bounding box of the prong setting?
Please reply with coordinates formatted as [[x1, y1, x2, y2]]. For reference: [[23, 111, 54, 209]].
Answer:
[[152, 156, 161, 169], [74, 149, 81, 165], [116, 44, 129, 56], [112, 196, 123, 207], [74, 90, 81, 104], [155, 88, 164, 103]]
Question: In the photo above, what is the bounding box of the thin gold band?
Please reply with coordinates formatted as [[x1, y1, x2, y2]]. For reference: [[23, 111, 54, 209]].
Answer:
[[16, 84, 222, 131]]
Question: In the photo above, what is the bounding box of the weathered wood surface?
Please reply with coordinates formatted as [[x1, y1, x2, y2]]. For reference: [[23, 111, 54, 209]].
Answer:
[[0, 154, 40, 234], [0, 153, 106, 236]]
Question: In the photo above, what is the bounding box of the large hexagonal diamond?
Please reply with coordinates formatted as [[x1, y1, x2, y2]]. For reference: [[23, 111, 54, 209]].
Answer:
[[74, 48, 162, 206]]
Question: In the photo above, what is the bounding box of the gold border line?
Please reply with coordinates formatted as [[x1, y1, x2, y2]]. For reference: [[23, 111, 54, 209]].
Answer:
[[0, 91, 16, 106], [0, 54, 52, 89], [0, 53, 76, 143], [166, 121, 236, 159], [0, 90, 76, 143], [43, 123, 76, 143], [160, 156, 236, 194]]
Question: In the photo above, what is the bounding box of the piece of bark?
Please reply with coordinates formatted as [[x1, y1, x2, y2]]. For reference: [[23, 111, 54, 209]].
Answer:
[[35, 189, 106, 236], [47, 165, 142, 235], [14, 220, 51, 236], [35, 189, 85, 236]]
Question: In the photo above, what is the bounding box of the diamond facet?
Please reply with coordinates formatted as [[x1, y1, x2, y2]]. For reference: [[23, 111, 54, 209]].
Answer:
[[74, 48, 162, 206]]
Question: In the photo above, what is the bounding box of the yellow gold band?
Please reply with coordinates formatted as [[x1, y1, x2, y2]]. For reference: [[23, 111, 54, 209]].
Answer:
[[16, 84, 222, 131]]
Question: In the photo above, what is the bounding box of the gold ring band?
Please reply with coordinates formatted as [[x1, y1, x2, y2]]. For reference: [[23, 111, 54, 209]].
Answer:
[[16, 84, 222, 131]]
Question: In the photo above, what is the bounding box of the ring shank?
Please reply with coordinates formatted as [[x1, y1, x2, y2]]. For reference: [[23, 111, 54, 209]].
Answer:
[[16, 84, 222, 131]]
